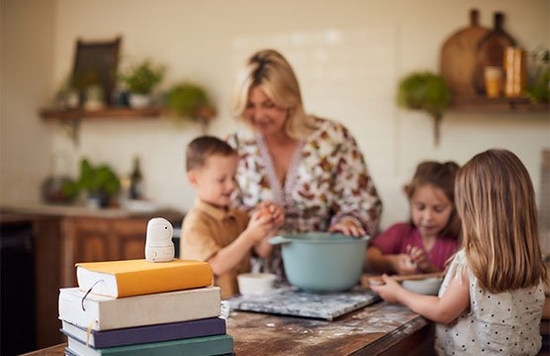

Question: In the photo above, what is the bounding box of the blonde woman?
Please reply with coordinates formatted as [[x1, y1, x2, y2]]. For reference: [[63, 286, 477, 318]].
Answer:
[[227, 49, 382, 276], [371, 149, 547, 355]]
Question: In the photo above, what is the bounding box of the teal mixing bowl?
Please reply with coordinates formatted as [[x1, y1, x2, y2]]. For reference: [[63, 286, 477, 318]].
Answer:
[[269, 232, 370, 292]]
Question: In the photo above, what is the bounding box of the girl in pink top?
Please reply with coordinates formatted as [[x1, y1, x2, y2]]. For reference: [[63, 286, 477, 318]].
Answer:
[[365, 161, 461, 274]]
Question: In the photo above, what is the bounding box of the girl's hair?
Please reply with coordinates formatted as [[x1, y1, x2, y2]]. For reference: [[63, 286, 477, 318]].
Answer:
[[455, 148, 547, 293], [186, 135, 236, 172], [230, 49, 317, 139], [404, 161, 461, 239]]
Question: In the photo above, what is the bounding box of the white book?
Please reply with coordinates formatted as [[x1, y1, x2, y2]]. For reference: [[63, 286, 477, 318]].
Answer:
[[58, 286, 221, 331]]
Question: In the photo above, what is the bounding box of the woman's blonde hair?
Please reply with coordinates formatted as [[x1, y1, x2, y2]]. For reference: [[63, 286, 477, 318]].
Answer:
[[230, 49, 316, 139], [455, 149, 547, 293]]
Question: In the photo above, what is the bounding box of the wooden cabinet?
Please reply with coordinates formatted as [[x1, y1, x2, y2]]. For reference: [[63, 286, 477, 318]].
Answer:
[[0, 214, 63, 354], [61, 216, 148, 286], [60, 212, 183, 287], [32, 217, 64, 349]]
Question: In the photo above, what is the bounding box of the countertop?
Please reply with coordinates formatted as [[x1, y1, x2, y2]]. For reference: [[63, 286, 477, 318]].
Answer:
[[226, 300, 434, 355], [0, 202, 184, 219]]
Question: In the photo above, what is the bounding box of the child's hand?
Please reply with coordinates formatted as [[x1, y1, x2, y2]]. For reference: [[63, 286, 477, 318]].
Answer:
[[391, 254, 417, 275], [256, 203, 271, 218], [369, 274, 403, 303], [256, 202, 285, 228], [406, 245, 436, 273], [246, 210, 276, 242]]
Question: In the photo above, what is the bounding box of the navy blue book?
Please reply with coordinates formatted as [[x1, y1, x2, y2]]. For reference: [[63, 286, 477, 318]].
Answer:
[[61, 317, 226, 349]]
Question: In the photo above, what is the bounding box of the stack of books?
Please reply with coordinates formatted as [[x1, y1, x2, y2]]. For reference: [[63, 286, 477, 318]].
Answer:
[[58, 259, 233, 356]]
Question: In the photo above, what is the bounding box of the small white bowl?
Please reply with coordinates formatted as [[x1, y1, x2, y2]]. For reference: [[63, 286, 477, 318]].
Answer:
[[237, 273, 276, 296], [402, 277, 443, 295]]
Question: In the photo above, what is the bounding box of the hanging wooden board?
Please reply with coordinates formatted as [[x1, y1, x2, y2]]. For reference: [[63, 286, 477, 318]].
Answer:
[[440, 9, 490, 96]]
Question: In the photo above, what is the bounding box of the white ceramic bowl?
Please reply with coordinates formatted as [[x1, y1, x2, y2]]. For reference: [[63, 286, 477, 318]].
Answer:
[[402, 277, 443, 295], [237, 273, 276, 296]]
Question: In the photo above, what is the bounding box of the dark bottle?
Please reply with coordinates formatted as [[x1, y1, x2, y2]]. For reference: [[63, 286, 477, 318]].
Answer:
[[474, 12, 516, 94], [129, 156, 144, 200]]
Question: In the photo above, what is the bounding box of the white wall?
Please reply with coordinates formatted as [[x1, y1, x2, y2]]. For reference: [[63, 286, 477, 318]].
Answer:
[[1, 0, 549, 229], [1, 0, 56, 203]]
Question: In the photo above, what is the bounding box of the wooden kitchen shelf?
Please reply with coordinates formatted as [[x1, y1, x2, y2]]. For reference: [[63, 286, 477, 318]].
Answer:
[[449, 96, 549, 113], [39, 106, 169, 145], [39, 106, 166, 121]]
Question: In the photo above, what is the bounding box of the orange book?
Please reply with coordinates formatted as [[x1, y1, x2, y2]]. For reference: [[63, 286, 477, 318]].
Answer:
[[76, 259, 213, 298]]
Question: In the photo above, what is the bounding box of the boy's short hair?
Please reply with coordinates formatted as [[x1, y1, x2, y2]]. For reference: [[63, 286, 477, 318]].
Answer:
[[186, 135, 237, 172]]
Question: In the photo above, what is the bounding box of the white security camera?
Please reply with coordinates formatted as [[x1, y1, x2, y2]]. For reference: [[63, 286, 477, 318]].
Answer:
[[145, 217, 174, 262]]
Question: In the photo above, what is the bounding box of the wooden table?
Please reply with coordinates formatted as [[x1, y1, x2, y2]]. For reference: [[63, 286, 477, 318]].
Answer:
[[22, 301, 435, 356], [227, 301, 434, 355], [20, 263, 550, 355]]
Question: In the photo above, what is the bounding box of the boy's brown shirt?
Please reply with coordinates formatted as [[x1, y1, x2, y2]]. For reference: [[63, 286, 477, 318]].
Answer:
[[180, 198, 251, 299]]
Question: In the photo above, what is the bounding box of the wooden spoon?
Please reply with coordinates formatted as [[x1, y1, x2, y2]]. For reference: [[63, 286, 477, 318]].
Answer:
[[362, 272, 444, 287]]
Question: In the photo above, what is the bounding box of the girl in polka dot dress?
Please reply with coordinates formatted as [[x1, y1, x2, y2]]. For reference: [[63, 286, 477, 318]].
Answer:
[[371, 149, 547, 355]]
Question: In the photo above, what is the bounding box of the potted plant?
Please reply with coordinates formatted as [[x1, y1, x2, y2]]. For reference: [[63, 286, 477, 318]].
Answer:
[[396, 71, 450, 146], [63, 158, 121, 208], [165, 81, 216, 129], [119, 59, 166, 108], [526, 46, 550, 103]]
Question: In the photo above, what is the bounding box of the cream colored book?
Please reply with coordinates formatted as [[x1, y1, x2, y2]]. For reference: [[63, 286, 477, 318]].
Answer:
[[76, 259, 212, 298], [58, 286, 221, 331]]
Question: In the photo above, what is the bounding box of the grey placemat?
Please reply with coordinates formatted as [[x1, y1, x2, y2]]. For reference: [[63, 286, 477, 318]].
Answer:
[[227, 285, 380, 321]]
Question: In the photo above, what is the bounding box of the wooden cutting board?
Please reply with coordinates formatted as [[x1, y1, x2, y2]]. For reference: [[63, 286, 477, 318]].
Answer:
[[440, 9, 490, 96]]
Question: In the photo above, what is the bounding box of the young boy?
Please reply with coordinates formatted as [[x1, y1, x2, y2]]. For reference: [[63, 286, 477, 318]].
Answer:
[[180, 135, 284, 299]]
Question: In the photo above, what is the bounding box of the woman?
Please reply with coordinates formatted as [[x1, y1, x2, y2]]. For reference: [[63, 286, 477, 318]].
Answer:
[[227, 49, 383, 275]]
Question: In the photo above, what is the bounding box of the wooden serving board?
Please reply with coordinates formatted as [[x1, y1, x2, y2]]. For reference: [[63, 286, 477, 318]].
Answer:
[[440, 9, 490, 96]]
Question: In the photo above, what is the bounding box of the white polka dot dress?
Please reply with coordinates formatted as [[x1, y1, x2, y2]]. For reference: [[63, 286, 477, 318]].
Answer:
[[434, 250, 545, 355]]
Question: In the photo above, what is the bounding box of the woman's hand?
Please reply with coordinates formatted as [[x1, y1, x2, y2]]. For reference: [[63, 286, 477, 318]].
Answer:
[[369, 274, 403, 303], [267, 203, 285, 228], [329, 217, 365, 237]]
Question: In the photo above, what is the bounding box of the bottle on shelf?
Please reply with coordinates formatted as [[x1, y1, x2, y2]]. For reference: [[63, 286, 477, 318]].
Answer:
[[474, 12, 516, 95], [129, 156, 144, 200], [504, 46, 527, 97]]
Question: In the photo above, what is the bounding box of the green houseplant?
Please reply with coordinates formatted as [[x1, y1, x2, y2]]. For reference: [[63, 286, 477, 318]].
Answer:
[[119, 59, 166, 108], [165, 81, 216, 128], [396, 71, 450, 146], [63, 158, 121, 208], [526, 46, 550, 103]]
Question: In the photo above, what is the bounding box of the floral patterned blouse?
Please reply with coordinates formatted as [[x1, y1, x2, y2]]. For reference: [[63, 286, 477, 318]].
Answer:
[[228, 116, 382, 230]]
